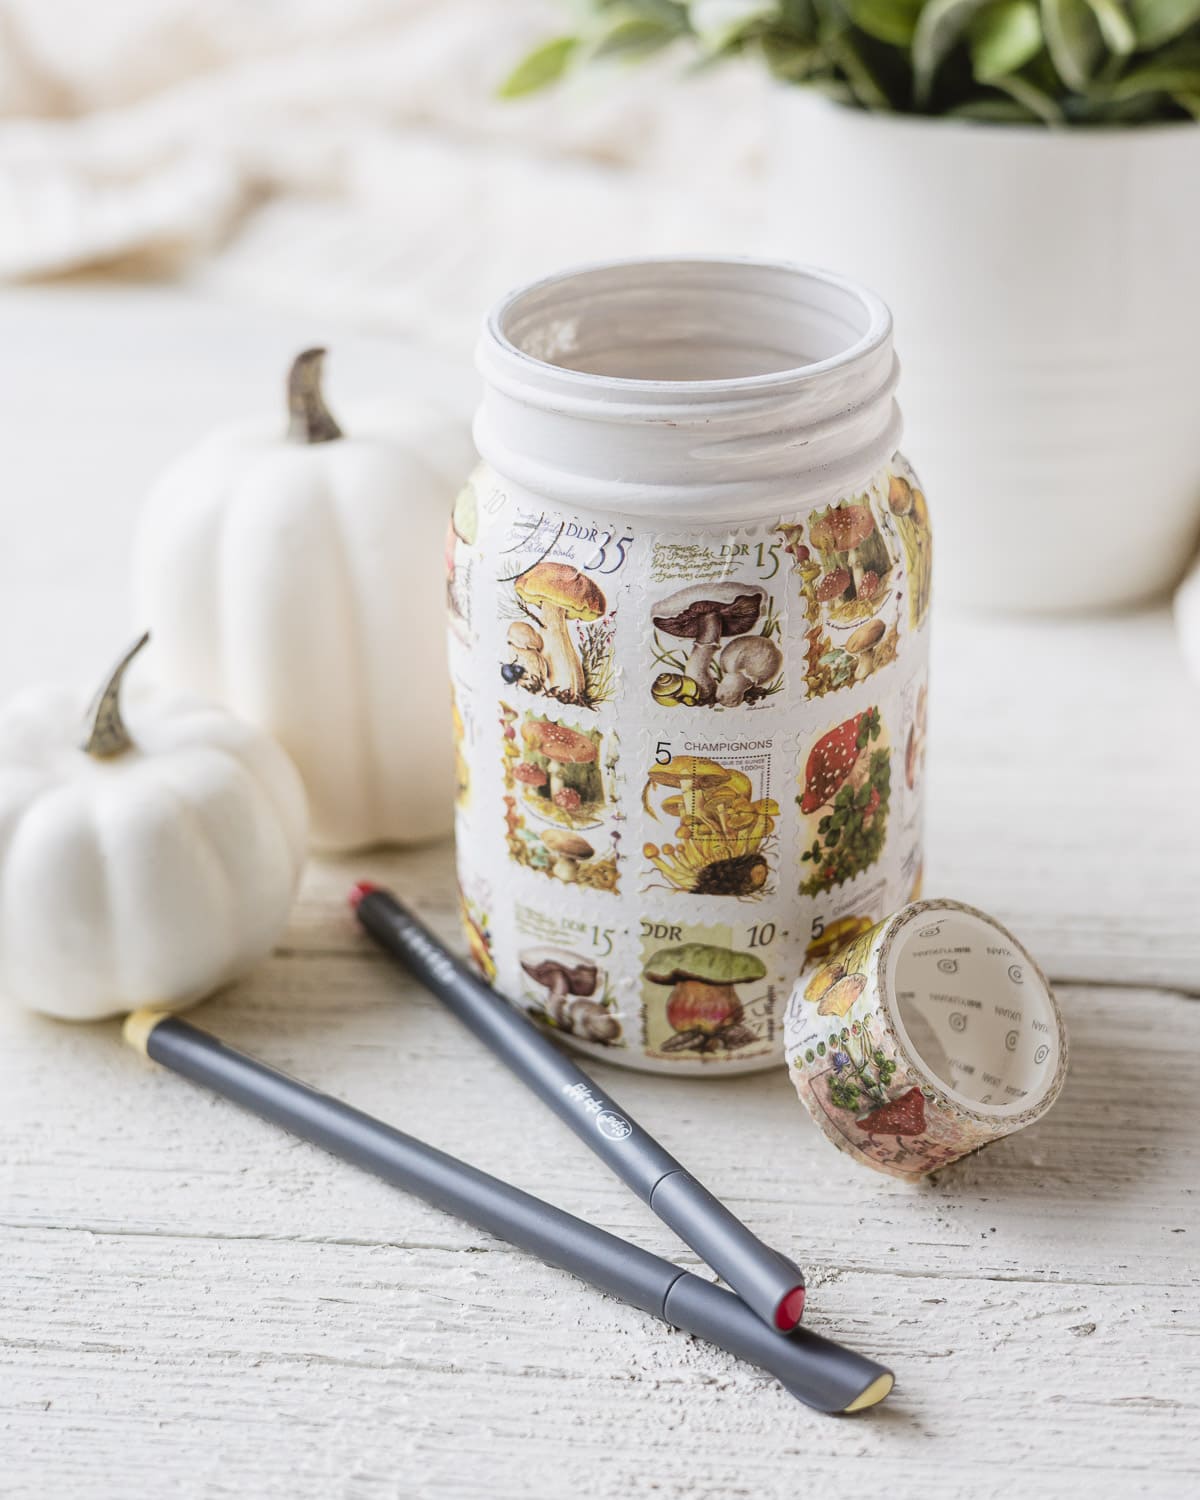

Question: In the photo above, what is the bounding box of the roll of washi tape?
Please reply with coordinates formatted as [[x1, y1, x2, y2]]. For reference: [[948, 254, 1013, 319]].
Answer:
[[783, 900, 1068, 1178]]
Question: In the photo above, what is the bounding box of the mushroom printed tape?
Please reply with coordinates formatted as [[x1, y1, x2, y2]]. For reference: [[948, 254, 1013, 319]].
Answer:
[[447, 460, 932, 1075], [782, 902, 1067, 1177]]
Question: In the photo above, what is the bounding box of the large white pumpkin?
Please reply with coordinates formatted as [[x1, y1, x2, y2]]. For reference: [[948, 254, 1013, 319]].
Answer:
[[133, 349, 471, 851], [0, 636, 307, 1022]]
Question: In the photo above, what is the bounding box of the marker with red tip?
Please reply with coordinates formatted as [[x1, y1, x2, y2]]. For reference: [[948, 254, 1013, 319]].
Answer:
[[127, 1008, 888, 1411], [351, 883, 807, 1336]]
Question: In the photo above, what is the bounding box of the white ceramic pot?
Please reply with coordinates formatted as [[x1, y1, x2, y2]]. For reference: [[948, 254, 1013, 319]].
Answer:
[[450, 257, 931, 1075], [767, 93, 1200, 613]]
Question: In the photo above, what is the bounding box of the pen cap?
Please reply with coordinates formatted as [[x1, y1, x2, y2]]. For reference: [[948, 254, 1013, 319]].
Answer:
[[784, 899, 1068, 1179]]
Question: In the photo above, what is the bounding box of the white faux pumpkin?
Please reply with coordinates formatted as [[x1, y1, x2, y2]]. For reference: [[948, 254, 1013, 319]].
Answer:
[[133, 349, 470, 851], [0, 635, 307, 1022]]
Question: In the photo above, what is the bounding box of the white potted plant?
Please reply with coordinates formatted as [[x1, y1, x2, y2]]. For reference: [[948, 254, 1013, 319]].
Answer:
[[504, 1, 1200, 612]]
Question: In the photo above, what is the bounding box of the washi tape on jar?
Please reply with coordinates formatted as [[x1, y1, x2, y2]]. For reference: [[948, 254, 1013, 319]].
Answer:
[[784, 900, 1067, 1178]]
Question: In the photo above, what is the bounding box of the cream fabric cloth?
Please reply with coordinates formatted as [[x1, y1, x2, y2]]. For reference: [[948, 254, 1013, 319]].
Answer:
[[0, 0, 768, 347]]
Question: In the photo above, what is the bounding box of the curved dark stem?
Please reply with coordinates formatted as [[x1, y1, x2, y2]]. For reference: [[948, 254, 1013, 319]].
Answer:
[[81, 633, 150, 759], [287, 348, 343, 444]]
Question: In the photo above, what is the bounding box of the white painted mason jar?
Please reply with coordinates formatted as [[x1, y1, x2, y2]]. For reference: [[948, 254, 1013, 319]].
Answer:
[[448, 258, 932, 1075]]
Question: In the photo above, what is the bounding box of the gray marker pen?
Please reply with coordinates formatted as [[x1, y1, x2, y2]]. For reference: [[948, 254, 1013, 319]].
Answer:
[[351, 884, 807, 1334], [125, 1010, 892, 1413]]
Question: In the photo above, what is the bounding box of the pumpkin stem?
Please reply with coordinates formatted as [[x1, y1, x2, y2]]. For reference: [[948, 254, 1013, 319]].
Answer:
[[81, 633, 150, 759], [287, 347, 343, 445]]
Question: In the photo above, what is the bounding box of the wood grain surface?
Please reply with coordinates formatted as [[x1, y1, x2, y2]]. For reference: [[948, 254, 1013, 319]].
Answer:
[[1, 285, 1197, 1499]]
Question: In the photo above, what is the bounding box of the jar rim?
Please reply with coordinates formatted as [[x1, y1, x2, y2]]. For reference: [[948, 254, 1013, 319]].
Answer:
[[485, 255, 893, 399]]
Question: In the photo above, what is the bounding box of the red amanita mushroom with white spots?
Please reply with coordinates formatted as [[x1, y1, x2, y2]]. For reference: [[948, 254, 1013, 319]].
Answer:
[[512, 761, 548, 792], [524, 720, 597, 801], [859, 1086, 926, 1138], [800, 713, 866, 814], [816, 567, 852, 603], [810, 504, 878, 599]]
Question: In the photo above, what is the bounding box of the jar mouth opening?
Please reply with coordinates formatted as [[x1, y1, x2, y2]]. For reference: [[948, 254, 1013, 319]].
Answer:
[[488, 256, 892, 394]]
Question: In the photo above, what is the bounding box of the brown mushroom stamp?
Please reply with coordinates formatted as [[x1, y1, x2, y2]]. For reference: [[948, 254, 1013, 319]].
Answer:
[[639, 738, 780, 899], [497, 505, 627, 709], [643, 527, 785, 709], [500, 702, 622, 893], [513, 900, 625, 1048], [648, 580, 784, 709], [638, 917, 779, 1064], [775, 481, 902, 698]]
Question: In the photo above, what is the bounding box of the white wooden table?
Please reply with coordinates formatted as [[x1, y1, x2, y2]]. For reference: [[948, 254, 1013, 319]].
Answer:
[[2, 285, 1198, 1499]]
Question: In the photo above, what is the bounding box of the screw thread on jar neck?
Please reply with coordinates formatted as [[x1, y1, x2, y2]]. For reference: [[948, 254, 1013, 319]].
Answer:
[[475, 257, 902, 523]]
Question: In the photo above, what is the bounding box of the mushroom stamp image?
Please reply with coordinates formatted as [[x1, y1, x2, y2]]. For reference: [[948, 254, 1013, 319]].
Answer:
[[806, 496, 896, 628], [503, 558, 616, 708], [519, 947, 623, 1046], [804, 913, 876, 968], [649, 580, 782, 708], [884, 465, 933, 633], [499, 702, 620, 891], [797, 707, 892, 896], [507, 711, 609, 829], [640, 931, 776, 1063], [641, 751, 779, 899], [775, 506, 899, 698]]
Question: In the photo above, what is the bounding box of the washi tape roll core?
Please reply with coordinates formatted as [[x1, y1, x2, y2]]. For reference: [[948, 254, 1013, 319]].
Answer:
[[783, 900, 1068, 1178]]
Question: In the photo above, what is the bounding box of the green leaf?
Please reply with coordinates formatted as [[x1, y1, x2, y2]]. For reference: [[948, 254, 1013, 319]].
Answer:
[[1041, 0, 1104, 90], [948, 95, 1045, 115], [1082, 0, 1138, 53], [497, 37, 579, 98], [1130, 0, 1200, 46], [689, 0, 777, 50], [826, 27, 896, 107], [843, 0, 926, 46], [623, 0, 691, 25], [1106, 41, 1200, 95], [991, 66, 1068, 116], [913, 0, 993, 104], [762, 32, 824, 76], [970, 1, 1044, 81], [593, 17, 678, 58], [1174, 89, 1200, 114]]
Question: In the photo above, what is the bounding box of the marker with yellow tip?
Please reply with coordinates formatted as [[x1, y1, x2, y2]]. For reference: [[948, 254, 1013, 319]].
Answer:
[[125, 1008, 893, 1414]]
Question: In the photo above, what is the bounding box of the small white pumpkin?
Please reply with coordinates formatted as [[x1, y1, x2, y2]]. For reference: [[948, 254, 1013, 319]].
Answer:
[[133, 349, 471, 851], [0, 635, 307, 1022]]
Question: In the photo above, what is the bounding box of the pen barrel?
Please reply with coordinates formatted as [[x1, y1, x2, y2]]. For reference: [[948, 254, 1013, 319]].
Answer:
[[145, 1017, 673, 1318], [661, 1276, 893, 1414], [357, 890, 806, 1331], [137, 1015, 889, 1412], [357, 891, 678, 1194], [650, 1170, 803, 1332]]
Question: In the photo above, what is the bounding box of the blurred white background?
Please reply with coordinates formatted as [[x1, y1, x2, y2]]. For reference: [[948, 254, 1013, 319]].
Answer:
[[0, 0, 769, 344]]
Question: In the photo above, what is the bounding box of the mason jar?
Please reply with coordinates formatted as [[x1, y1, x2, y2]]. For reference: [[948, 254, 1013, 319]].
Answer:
[[446, 257, 932, 1075]]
